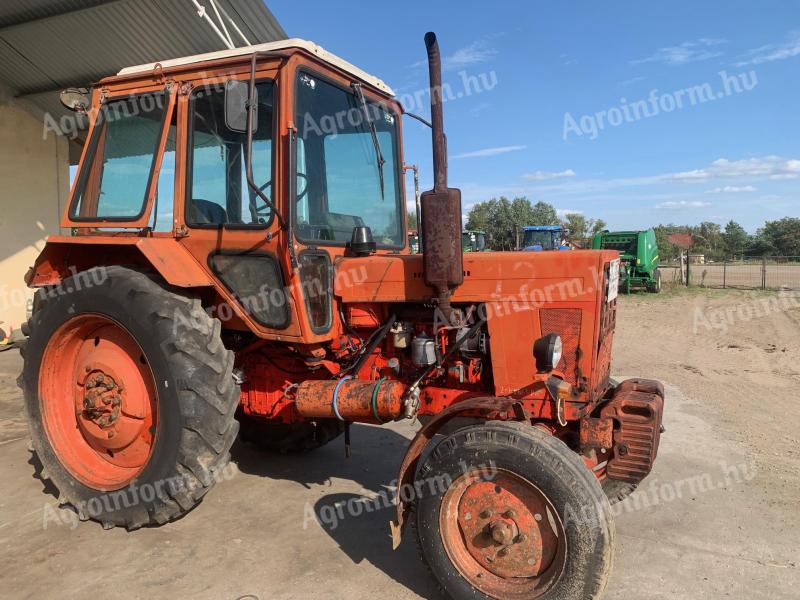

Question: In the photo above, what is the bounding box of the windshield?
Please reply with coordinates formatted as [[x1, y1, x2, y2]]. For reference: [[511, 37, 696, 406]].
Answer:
[[294, 72, 403, 246], [523, 230, 558, 250]]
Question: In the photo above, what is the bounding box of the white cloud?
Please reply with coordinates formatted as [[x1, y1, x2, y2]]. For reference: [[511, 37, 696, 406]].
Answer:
[[523, 169, 576, 181], [618, 76, 647, 87], [736, 30, 800, 66], [707, 185, 757, 194], [631, 38, 727, 66], [451, 145, 526, 159], [442, 40, 498, 71], [412, 40, 498, 72], [667, 156, 800, 182], [656, 200, 712, 209], [557, 208, 583, 217]]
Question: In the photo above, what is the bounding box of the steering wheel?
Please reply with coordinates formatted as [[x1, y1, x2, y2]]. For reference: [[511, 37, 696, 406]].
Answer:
[[248, 174, 310, 222], [248, 180, 273, 222]]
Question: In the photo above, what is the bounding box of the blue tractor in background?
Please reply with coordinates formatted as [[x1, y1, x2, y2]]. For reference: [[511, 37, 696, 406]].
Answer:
[[522, 225, 570, 251]]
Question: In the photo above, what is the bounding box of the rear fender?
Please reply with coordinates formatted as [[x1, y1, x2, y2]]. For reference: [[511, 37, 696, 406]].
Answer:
[[26, 237, 213, 289]]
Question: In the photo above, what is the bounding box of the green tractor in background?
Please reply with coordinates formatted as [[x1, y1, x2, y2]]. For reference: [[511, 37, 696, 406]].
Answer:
[[591, 228, 662, 293], [462, 229, 489, 252]]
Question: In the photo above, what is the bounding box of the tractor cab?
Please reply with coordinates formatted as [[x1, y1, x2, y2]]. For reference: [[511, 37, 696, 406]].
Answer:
[[522, 225, 569, 251], [461, 229, 487, 252]]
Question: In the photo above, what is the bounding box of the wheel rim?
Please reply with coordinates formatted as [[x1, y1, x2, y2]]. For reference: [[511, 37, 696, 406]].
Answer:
[[439, 468, 567, 599], [39, 314, 158, 490]]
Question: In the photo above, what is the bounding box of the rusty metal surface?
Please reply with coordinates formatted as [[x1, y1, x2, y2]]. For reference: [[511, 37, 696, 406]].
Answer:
[[580, 417, 614, 450], [391, 397, 517, 548], [601, 378, 665, 484], [439, 469, 565, 597], [295, 379, 405, 424]]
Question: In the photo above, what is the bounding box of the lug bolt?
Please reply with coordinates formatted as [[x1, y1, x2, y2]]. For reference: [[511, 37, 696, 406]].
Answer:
[[85, 366, 91, 373], [107, 430, 115, 439], [516, 534, 528, 543], [504, 510, 516, 519], [480, 510, 493, 519], [498, 548, 509, 557]]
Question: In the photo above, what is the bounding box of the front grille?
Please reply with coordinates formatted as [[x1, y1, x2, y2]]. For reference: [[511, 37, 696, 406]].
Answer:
[[540, 308, 582, 384], [594, 266, 617, 397]]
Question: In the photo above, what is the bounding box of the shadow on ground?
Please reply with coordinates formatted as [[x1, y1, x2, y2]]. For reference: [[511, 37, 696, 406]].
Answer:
[[231, 422, 445, 599]]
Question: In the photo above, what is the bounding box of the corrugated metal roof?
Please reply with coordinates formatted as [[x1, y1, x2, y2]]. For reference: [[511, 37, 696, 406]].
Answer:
[[0, 0, 286, 141]]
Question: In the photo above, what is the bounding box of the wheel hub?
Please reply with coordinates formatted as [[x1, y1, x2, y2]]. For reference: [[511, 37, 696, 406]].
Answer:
[[40, 314, 157, 489], [81, 371, 122, 428], [440, 469, 566, 598]]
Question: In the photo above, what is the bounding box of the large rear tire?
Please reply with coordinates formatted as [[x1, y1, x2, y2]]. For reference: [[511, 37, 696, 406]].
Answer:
[[415, 421, 614, 600], [20, 266, 239, 529]]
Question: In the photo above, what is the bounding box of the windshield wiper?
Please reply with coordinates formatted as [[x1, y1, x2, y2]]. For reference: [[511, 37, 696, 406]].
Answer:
[[352, 82, 386, 200]]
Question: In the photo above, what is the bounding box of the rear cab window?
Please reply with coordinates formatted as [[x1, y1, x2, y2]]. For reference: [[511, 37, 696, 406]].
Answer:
[[69, 92, 171, 223]]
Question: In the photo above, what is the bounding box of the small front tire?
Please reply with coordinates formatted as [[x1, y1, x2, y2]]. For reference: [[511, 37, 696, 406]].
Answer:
[[414, 421, 615, 600]]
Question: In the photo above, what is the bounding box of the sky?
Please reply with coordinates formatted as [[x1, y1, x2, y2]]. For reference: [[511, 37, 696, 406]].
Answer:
[[267, 0, 799, 233]]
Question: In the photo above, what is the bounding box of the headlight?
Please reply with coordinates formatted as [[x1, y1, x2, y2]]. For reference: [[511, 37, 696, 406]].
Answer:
[[533, 333, 563, 373]]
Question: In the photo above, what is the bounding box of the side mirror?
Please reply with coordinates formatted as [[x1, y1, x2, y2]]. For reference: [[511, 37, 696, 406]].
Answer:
[[224, 79, 256, 133], [59, 88, 90, 113]]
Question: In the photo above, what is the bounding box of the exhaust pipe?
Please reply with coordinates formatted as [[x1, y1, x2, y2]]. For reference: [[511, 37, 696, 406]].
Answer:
[[425, 32, 447, 192], [420, 32, 464, 321]]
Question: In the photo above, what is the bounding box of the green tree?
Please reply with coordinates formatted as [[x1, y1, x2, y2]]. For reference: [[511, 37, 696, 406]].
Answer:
[[760, 217, 800, 256], [465, 197, 560, 250], [695, 221, 724, 261], [407, 211, 418, 230], [589, 218, 607, 237], [465, 200, 493, 232], [721, 220, 749, 258], [563, 213, 588, 242], [530, 201, 560, 226]]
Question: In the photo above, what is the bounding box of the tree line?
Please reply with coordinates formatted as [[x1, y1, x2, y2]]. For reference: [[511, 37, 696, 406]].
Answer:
[[463, 198, 605, 250], [409, 197, 799, 258], [654, 218, 800, 262]]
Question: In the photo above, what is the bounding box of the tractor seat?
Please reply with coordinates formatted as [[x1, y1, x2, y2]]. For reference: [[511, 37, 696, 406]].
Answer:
[[190, 199, 228, 225]]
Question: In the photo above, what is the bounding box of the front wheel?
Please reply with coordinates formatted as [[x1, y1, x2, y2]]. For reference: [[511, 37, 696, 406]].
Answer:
[[648, 269, 662, 293], [415, 421, 614, 600]]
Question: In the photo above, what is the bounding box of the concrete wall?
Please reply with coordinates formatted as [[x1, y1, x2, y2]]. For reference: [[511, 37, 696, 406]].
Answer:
[[0, 103, 69, 335]]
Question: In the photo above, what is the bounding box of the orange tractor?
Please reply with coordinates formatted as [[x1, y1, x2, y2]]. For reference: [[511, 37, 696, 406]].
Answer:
[[20, 33, 664, 599]]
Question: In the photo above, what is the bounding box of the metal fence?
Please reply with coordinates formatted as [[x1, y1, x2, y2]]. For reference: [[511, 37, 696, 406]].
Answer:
[[662, 256, 800, 290]]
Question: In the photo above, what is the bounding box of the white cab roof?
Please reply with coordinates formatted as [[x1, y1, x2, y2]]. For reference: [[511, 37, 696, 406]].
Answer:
[[117, 38, 395, 96]]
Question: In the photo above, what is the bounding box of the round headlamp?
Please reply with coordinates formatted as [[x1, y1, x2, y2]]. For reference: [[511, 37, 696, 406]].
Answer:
[[533, 333, 563, 373]]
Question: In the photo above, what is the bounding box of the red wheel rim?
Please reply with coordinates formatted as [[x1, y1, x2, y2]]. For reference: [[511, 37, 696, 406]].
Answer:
[[39, 314, 158, 490], [439, 468, 567, 599]]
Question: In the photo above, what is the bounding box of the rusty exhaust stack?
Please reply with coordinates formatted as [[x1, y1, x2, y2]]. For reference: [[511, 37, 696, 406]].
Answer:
[[420, 32, 464, 322]]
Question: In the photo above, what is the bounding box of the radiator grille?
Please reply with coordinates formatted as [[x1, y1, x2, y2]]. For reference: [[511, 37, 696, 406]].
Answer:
[[540, 308, 582, 384]]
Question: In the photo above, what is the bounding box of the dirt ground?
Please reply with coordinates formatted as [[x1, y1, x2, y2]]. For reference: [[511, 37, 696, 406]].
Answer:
[[0, 287, 798, 599]]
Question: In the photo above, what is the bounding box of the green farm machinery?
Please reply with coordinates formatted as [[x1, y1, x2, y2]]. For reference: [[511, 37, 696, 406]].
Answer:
[[591, 229, 661, 293]]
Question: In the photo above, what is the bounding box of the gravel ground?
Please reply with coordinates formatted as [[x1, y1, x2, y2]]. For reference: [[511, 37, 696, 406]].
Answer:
[[0, 287, 797, 599]]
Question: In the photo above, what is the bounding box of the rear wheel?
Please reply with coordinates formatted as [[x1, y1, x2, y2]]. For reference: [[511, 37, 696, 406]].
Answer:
[[20, 267, 239, 529], [238, 415, 344, 453], [415, 421, 614, 600]]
